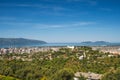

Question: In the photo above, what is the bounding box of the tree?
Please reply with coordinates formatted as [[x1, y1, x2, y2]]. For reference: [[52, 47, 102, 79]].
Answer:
[[53, 68, 74, 80], [102, 69, 120, 80]]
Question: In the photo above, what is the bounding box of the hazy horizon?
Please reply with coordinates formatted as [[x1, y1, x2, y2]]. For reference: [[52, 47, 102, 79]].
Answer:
[[1, 37, 120, 43], [0, 0, 120, 42]]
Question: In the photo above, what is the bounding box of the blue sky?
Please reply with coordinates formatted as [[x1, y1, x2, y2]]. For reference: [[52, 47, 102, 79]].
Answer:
[[0, 0, 120, 42]]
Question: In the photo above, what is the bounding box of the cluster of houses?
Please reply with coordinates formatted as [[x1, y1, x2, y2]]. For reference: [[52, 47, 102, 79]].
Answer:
[[0, 47, 60, 54], [0, 46, 75, 55], [0, 46, 74, 61], [0, 46, 118, 80], [74, 72, 102, 80], [92, 46, 120, 55]]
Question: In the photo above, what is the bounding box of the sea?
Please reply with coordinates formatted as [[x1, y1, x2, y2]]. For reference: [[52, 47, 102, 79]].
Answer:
[[0, 43, 84, 48], [0, 43, 120, 48]]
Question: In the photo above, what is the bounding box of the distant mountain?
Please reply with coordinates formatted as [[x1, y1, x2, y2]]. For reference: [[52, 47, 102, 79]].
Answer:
[[94, 41, 110, 44], [81, 41, 110, 45], [0, 38, 46, 47], [81, 41, 93, 44]]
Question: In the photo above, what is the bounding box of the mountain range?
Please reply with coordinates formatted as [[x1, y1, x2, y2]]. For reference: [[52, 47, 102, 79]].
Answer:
[[81, 41, 110, 45], [0, 38, 120, 48], [0, 38, 46, 47]]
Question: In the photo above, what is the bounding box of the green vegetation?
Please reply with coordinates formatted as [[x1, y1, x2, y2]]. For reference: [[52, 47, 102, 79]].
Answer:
[[0, 46, 120, 80], [0, 75, 19, 80], [102, 69, 120, 80]]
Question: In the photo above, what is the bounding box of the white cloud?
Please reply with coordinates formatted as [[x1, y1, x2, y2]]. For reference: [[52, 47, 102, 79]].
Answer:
[[34, 22, 96, 29], [0, 21, 96, 29], [0, 3, 68, 11], [71, 22, 96, 26]]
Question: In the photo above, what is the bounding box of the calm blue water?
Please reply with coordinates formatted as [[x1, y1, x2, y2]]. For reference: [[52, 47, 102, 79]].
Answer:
[[0, 43, 83, 48], [0, 43, 120, 48]]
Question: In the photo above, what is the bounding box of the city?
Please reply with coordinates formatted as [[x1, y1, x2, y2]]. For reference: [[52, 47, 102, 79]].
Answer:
[[0, 0, 120, 80], [0, 46, 120, 80]]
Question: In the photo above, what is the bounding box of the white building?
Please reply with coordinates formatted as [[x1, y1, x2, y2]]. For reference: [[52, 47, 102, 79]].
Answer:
[[67, 46, 74, 50]]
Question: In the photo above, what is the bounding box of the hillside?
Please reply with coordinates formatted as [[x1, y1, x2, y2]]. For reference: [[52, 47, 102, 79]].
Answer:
[[0, 38, 46, 47]]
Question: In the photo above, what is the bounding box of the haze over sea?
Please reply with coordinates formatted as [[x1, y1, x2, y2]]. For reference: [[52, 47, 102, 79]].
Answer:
[[0, 42, 120, 48], [0, 43, 89, 48]]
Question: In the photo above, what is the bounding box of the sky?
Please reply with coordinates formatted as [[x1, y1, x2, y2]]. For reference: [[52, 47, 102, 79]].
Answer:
[[0, 0, 120, 42]]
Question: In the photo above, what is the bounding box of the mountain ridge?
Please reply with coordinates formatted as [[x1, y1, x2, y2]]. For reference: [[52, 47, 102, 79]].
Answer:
[[81, 41, 110, 45], [81, 41, 110, 43], [0, 38, 46, 46]]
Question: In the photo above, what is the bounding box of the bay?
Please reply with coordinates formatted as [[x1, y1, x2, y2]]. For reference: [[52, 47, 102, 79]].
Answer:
[[0, 43, 120, 48]]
